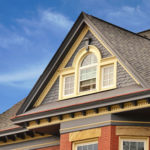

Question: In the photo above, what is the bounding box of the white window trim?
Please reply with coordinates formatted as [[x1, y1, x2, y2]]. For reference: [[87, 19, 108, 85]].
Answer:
[[63, 74, 75, 97], [101, 64, 115, 90]]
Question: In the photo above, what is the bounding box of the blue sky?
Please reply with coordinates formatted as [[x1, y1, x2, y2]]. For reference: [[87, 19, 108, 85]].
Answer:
[[0, 0, 150, 113]]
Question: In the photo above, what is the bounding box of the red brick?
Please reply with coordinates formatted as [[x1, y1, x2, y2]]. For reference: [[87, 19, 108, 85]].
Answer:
[[60, 133, 72, 150], [98, 126, 119, 150]]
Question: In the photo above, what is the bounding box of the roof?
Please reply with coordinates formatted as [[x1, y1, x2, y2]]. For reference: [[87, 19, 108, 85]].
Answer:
[[0, 98, 25, 131], [137, 29, 150, 39], [13, 12, 150, 116], [86, 14, 150, 87]]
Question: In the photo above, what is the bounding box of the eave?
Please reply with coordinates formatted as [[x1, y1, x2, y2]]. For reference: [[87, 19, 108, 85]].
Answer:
[[12, 89, 150, 126]]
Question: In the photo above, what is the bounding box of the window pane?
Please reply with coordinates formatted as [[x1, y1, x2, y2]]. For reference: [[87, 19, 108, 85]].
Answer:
[[77, 143, 98, 150], [130, 142, 136, 150], [77, 146, 82, 150], [123, 141, 129, 150], [102, 65, 114, 88], [138, 142, 144, 150], [64, 75, 74, 96], [81, 54, 97, 66]]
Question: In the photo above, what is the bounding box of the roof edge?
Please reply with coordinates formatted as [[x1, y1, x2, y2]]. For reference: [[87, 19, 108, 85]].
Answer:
[[16, 12, 87, 115]]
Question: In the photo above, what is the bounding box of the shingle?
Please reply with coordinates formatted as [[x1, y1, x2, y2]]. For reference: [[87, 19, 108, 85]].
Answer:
[[86, 14, 150, 87], [0, 99, 25, 131]]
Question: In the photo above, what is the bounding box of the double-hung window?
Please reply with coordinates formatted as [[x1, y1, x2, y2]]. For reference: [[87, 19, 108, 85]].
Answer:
[[63, 75, 74, 96], [79, 53, 97, 92], [102, 64, 114, 89]]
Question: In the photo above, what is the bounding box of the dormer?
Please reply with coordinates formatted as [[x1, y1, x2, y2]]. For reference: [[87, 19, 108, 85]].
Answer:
[[59, 45, 117, 100]]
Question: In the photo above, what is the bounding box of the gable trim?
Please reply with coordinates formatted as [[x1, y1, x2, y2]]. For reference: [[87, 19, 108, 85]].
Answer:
[[33, 26, 89, 107]]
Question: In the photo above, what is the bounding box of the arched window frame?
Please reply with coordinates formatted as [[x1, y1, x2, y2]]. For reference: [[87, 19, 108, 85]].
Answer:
[[59, 45, 117, 100]]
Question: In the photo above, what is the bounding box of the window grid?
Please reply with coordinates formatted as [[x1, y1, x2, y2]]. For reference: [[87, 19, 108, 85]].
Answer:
[[102, 65, 114, 89], [63, 75, 74, 96]]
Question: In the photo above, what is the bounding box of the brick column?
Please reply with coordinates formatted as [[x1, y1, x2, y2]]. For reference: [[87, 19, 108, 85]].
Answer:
[[98, 126, 119, 150], [60, 133, 72, 150]]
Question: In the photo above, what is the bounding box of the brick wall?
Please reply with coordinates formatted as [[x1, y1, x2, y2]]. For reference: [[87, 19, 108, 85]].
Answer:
[[60, 133, 72, 150], [59, 126, 118, 150], [98, 126, 118, 150], [36, 145, 60, 150]]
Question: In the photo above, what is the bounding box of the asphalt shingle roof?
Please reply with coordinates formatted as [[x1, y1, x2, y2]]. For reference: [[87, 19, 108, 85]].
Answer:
[[0, 99, 25, 131], [86, 14, 150, 87]]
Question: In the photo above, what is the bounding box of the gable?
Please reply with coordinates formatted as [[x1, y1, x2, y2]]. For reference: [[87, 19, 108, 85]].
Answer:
[[36, 30, 137, 106], [17, 12, 148, 115]]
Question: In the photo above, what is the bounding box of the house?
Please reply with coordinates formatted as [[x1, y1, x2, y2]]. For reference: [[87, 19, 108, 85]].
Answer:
[[0, 12, 150, 150]]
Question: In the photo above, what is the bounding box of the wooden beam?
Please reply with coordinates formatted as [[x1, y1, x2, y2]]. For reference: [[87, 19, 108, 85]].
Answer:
[[94, 108, 99, 113], [58, 115, 63, 120], [0, 136, 7, 143], [26, 131, 34, 138], [132, 101, 137, 106], [70, 113, 74, 118], [8, 135, 16, 141], [146, 98, 150, 104], [17, 133, 25, 139], [107, 106, 111, 111], [36, 119, 40, 125], [82, 110, 86, 116], [119, 103, 124, 109], [47, 117, 51, 122]]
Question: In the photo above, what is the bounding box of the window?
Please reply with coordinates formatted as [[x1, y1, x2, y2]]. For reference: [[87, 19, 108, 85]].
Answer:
[[121, 139, 147, 150], [63, 75, 74, 96], [102, 64, 114, 89], [76, 141, 98, 150], [59, 46, 117, 100], [79, 53, 97, 92]]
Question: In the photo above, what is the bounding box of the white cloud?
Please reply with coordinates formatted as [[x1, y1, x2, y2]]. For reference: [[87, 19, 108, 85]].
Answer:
[[17, 9, 73, 35], [0, 64, 45, 89], [41, 10, 73, 29], [105, 5, 150, 31]]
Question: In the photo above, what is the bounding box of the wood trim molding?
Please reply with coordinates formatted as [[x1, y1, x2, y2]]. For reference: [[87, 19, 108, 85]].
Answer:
[[69, 128, 101, 142], [117, 126, 150, 136]]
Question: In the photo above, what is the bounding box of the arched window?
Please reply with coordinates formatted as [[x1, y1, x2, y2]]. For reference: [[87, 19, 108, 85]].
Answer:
[[79, 53, 97, 92]]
